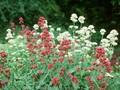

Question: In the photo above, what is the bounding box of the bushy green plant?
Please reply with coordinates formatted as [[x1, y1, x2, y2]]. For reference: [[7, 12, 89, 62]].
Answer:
[[0, 14, 119, 90]]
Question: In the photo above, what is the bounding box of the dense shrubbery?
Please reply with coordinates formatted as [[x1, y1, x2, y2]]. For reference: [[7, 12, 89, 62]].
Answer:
[[0, 14, 120, 90]]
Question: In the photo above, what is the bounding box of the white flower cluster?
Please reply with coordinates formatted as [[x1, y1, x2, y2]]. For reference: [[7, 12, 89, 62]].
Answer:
[[5, 29, 13, 40], [70, 13, 85, 24], [75, 25, 96, 40], [57, 31, 72, 41], [100, 29, 106, 35], [100, 29, 119, 47], [33, 24, 39, 30], [107, 29, 119, 46]]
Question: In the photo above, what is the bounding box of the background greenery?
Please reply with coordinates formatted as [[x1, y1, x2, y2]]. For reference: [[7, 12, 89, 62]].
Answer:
[[0, 0, 120, 45]]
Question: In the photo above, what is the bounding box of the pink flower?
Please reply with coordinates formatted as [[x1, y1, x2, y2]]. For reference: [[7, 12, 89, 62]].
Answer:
[[19, 17, 24, 24], [48, 63, 54, 70], [71, 75, 79, 84], [97, 74, 104, 80], [51, 77, 59, 86], [95, 47, 105, 58], [0, 51, 7, 58]]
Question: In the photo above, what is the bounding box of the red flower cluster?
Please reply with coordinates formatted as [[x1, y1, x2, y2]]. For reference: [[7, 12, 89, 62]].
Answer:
[[27, 43, 36, 54], [97, 73, 104, 80], [19, 17, 24, 24], [31, 64, 38, 69], [59, 40, 71, 51], [39, 29, 53, 56], [48, 63, 54, 70], [23, 30, 35, 38], [51, 77, 59, 86], [68, 73, 79, 84], [95, 47, 112, 72], [95, 47, 105, 59], [38, 16, 46, 28], [0, 51, 7, 58], [86, 76, 94, 90], [59, 67, 65, 77], [99, 57, 112, 72]]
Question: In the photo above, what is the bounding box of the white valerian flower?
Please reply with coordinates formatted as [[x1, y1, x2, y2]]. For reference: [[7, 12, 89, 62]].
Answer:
[[48, 25, 52, 28], [82, 46, 90, 52], [105, 73, 114, 78], [17, 35, 23, 39], [100, 29, 106, 35], [88, 25, 96, 33], [107, 34, 114, 39], [110, 29, 119, 36], [33, 24, 39, 30], [78, 16, 85, 24], [36, 32, 40, 35], [50, 28, 55, 32], [56, 27, 61, 31], [92, 42, 97, 46], [5, 32, 13, 40], [57, 31, 72, 41], [111, 41, 118, 46], [70, 13, 78, 23], [109, 37, 118, 42], [7, 29, 12, 32], [96, 59, 100, 64], [69, 25, 74, 29], [88, 25, 94, 30], [101, 39, 110, 47], [68, 52, 73, 57], [36, 39, 42, 44], [8, 39, 15, 44], [85, 40, 92, 47], [33, 32, 37, 36], [74, 26, 79, 29]]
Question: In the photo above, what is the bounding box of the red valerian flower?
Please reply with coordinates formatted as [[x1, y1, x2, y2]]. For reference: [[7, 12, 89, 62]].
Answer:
[[86, 76, 94, 90], [58, 51, 65, 56], [59, 39, 71, 51], [58, 57, 64, 63], [97, 74, 104, 80], [95, 47, 105, 58], [99, 57, 112, 72], [31, 64, 38, 69], [19, 17, 24, 24], [71, 75, 79, 84], [48, 63, 54, 70], [0, 51, 7, 58], [59, 67, 65, 77], [68, 73, 79, 84], [51, 77, 59, 86], [38, 16, 46, 28], [37, 70, 43, 75]]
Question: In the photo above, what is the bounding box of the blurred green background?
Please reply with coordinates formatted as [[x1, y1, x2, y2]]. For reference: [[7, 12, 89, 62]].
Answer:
[[0, 0, 120, 47]]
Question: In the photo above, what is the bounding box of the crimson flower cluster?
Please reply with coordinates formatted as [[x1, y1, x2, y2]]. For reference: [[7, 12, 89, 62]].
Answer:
[[86, 76, 94, 90], [95, 47, 112, 72], [59, 39, 71, 51], [38, 16, 46, 28], [51, 77, 59, 86], [39, 29, 53, 56], [0, 51, 7, 58], [68, 73, 79, 84]]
